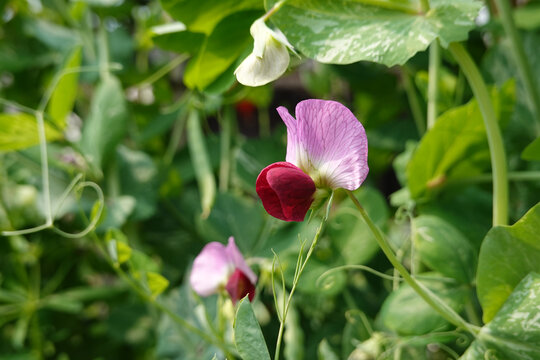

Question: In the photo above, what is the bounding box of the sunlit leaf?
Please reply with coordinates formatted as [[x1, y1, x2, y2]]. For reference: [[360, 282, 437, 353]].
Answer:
[[461, 273, 540, 360], [48, 46, 82, 129], [0, 113, 62, 152], [477, 202, 540, 323], [407, 82, 515, 200], [234, 296, 272, 360], [268, 0, 482, 66]]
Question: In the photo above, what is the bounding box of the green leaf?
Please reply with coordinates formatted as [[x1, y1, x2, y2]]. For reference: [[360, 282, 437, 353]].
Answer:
[[146, 272, 169, 298], [378, 275, 467, 335], [234, 296, 272, 360], [268, 0, 482, 66], [413, 215, 476, 284], [48, 46, 82, 129], [477, 202, 540, 323], [327, 187, 388, 265], [184, 10, 261, 90], [186, 109, 216, 218], [160, 0, 262, 34], [522, 137, 540, 161], [461, 273, 540, 360], [0, 113, 62, 152], [407, 82, 515, 200], [80, 75, 128, 170]]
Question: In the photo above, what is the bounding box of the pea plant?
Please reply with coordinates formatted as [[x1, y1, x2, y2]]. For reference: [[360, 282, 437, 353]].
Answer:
[[0, 0, 539, 359]]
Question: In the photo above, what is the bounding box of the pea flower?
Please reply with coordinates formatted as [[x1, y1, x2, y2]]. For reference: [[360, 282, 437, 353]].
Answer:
[[234, 18, 294, 87], [190, 237, 257, 303], [256, 99, 369, 221]]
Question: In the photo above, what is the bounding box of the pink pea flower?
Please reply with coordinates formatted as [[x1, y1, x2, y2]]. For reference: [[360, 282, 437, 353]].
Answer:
[[256, 99, 369, 221], [190, 237, 257, 303]]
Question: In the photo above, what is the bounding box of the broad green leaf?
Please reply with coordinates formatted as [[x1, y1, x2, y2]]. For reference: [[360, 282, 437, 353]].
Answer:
[[461, 273, 540, 360], [186, 109, 216, 218], [413, 215, 476, 284], [378, 275, 467, 335], [48, 46, 82, 129], [234, 296, 272, 360], [327, 187, 388, 265], [184, 10, 261, 90], [522, 137, 540, 161], [268, 0, 482, 66], [407, 82, 515, 200], [477, 202, 540, 323], [0, 113, 62, 151], [80, 75, 128, 170], [146, 272, 169, 298], [160, 0, 262, 34]]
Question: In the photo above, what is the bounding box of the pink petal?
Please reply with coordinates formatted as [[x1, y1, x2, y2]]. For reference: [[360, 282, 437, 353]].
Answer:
[[277, 106, 299, 165], [189, 242, 232, 296], [277, 100, 369, 190], [225, 237, 257, 285]]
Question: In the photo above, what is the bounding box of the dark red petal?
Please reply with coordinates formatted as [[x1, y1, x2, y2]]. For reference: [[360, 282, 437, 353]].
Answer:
[[255, 162, 315, 222], [225, 269, 256, 303]]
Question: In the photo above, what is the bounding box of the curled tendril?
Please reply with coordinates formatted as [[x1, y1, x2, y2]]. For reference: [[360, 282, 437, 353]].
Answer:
[[431, 342, 460, 360], [455, 332, 472, 347], [484, 349, 499, 360], [394, 203, 415, 224], [51, 176, 105, 238]]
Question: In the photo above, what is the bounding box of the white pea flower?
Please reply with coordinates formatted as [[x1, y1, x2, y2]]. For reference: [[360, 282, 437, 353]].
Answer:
[[234, 18, 295, 87]]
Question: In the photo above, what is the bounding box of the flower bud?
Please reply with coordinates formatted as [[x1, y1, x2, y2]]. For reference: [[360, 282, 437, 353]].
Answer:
[[234, 19, 293, 87]]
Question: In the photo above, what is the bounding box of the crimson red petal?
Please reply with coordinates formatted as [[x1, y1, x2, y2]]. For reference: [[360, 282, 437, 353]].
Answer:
[[225, 269, 256, 303], [256, 162, 315, 222]]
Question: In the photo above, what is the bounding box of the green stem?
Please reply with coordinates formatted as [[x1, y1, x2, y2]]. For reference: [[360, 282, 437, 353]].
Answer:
[[401, 68, 426, 136], [449, 42, 508, 226], [134, 55, 188, 88], [346, 190, 479, 336], [493, 0, 540, 131], [274, 193, 334, 360], [427, 41, 440, 129]]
